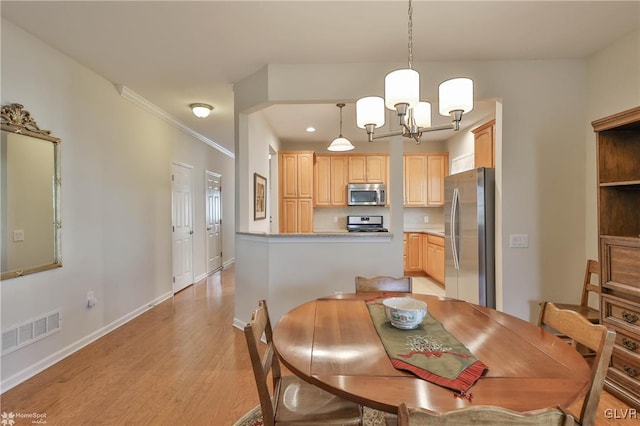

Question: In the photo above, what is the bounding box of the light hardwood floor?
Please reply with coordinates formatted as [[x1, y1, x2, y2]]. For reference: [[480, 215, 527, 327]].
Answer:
[[0, 265, 632, 425]]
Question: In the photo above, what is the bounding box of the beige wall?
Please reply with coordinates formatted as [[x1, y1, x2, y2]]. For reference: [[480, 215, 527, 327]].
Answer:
[[235, 59, 590, 322], [585, 28, 640, 261], [1, 19, 235, 390]]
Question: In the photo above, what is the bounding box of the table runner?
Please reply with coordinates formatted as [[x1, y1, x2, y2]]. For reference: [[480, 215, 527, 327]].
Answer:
[[366, 301, 487, 393]]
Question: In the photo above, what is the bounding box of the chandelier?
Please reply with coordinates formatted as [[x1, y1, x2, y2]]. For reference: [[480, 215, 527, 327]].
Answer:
[[356, 0, 473, 144]]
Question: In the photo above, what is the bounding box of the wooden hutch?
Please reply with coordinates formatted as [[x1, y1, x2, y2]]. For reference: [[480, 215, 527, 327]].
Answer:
[[592, 106, 640, 408]]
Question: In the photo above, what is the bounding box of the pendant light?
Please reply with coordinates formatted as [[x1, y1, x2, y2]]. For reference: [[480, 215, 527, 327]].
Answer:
[[327, 103, 355, 152]]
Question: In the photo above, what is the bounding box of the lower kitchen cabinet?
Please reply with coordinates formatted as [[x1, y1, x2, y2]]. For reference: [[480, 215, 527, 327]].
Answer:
[[426, 234, 445, 284], [404, 233, 423, 272], [405, 232, 444, 283]]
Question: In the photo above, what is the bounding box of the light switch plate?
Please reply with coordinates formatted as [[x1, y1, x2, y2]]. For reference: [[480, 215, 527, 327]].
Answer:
[[509, 234, 529, 248], [13, 230, 24, 242]]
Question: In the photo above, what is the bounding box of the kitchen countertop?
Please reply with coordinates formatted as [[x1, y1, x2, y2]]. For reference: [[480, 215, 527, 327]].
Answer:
[[403, 227, 445, 236]]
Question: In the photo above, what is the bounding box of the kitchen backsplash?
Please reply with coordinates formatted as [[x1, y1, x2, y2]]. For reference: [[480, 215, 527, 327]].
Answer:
[[313, 206, 444, 232]]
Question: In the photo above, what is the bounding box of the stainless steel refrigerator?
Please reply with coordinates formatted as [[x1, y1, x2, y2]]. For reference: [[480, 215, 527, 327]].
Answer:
[[444, 168, 495, 308]]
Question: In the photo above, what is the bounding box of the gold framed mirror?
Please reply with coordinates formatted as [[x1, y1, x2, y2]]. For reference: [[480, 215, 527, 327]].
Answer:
[[1, 103, 62, 279]]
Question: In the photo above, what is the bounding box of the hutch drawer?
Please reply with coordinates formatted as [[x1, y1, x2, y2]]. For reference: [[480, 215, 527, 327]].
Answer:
[[609, 346, 640, 392], [601, 236, 640, 298], [602, 294, 640, 336]]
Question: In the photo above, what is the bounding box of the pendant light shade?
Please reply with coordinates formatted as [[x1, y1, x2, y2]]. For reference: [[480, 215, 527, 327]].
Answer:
[[385, 69, 420, 110], [327, 103, 355, 152], [413, 101, 432, 128], [438, 78, 474, 115], [356, 96, 385, 129]]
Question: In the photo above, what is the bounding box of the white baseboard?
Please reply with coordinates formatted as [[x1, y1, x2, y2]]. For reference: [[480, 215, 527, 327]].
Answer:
[[0, 291, 173, 393], [232, 317, 247, 331], [223, 258, 235, 269]]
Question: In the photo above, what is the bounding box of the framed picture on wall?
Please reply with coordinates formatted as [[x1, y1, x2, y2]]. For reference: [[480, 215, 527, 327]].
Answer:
[[254, 173, 267, 220]]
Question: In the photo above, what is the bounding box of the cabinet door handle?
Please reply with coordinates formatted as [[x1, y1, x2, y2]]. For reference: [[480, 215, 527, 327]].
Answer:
[[622, 311, 639, 324], [623, 366, 639, 378], [622, 338, 639, 351]]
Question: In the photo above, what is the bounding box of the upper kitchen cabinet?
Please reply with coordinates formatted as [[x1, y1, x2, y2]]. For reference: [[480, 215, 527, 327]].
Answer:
[[404, 153, 449, 207], [404, 154, 427, 206], [280, 151, 314, 199], [279, 151, 314, 233], [314, 154, 348, 206], [592, 106, 640, 409], [427, 154, 448, 206], [473, 119, 496, 168], [348, 154, 387, 183]]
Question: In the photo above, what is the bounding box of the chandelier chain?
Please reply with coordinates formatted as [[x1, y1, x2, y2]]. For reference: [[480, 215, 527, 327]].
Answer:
[[408, 0, 413, 69]]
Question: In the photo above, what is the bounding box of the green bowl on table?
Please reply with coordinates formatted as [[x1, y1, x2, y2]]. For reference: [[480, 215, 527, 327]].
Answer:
[[382, 297, 427, 329]]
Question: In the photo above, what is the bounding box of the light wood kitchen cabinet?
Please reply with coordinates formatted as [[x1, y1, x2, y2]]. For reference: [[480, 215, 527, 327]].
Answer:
[[348, 154, 386, 183], [279, 151, 314, 233], [404, 232, 423, 272], [592, 106, 640, 409], [314, 155, 348, 206], [404, 154, 427, 206], [403, 153, 449, 207], [280, 198, 313, 233], [426, 154, 448, 206], [426, 234, 445, 284], [280, 151, 313, 199], [473, 119, 495, 169]]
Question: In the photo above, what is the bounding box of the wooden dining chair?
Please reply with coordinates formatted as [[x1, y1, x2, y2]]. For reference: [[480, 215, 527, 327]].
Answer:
[[537, 302, 615, 426], [355, 275, 413, 293], [243, 300, 363, 426], [554, 259, 600, 324], [396, 403, 575, 425]]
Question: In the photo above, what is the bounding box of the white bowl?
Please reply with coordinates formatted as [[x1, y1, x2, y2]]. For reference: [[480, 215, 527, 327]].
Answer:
[[382, 297, 427, 329]]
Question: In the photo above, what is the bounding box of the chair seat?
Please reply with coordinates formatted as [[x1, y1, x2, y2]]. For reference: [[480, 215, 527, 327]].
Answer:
[[274, 376, 362, 425], [554, 303, 599, 323]]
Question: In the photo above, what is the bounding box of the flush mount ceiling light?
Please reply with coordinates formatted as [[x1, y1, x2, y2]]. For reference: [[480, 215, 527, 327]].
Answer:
[[190, 103, 213, 118], [327, 103, 355, 152], [356, 0, 473, 145]]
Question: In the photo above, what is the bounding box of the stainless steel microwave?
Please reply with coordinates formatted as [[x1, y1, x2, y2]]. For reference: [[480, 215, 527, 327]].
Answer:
[[347, 183, 386, 206]]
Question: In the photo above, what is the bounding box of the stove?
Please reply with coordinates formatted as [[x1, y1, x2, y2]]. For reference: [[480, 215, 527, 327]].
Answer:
[[347, 215, 388, 232]]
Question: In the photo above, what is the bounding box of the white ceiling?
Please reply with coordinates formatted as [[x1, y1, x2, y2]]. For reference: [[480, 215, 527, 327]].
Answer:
[[2, 1, 639, 154]]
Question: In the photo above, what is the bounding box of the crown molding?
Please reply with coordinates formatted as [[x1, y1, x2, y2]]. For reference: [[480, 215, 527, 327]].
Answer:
[[116, 85, 234, 159]]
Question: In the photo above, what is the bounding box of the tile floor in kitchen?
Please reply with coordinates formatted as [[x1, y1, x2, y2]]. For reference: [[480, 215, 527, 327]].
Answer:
[[412, 276, 445, 296]]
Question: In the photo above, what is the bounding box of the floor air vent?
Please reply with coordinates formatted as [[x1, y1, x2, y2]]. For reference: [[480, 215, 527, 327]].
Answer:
[[1, 310, 61, 356]]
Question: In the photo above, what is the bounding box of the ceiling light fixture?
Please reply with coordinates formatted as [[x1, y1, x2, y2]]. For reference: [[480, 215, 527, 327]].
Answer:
[[356, 0, 473, 145], [190, 103, 213, 118], [327, 103, 355, 152]]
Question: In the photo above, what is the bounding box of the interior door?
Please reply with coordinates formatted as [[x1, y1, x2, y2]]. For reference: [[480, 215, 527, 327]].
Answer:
[[206, 171, 222, 274], [172, 163, 194, 293]]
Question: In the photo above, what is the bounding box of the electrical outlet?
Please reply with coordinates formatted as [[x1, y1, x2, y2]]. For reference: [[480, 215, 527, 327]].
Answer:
[[423, 216, 429, 223], [333, 216, 338, 223], [509, 234, 529, 248], [13, 230, 24, 242]]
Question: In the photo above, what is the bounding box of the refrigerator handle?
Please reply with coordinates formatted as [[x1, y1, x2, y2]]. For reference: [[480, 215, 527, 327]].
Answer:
[[451, 187, 460, 271]]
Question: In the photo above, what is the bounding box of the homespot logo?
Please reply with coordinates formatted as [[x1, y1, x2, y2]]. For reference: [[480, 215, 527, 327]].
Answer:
[[604, 408, 638, 420], [1, 412, 47, 425]]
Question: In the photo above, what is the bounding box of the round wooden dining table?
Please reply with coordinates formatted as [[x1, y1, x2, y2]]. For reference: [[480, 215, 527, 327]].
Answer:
[[272, 293, 591, 414]]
